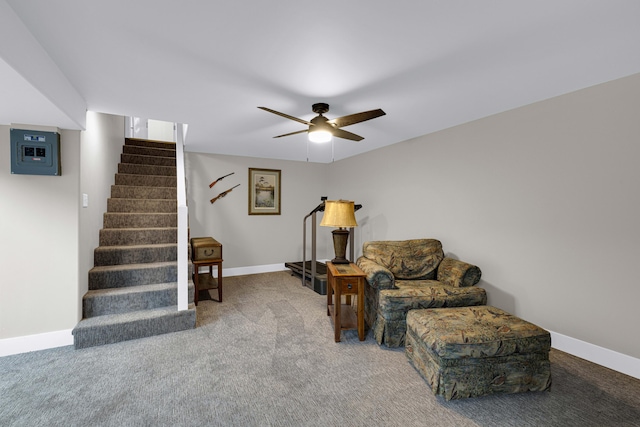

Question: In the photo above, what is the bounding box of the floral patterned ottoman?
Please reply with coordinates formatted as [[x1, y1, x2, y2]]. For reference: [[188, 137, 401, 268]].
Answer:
[[405, 306, 552, 400]]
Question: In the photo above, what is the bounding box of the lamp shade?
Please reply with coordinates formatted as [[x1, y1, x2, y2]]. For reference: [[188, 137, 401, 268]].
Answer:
[[320, 200, 358, 228]]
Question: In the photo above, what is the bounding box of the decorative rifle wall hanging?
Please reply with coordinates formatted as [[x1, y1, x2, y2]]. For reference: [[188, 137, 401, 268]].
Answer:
[[209, 172, 234, 188], [210, 184, 240, 204]]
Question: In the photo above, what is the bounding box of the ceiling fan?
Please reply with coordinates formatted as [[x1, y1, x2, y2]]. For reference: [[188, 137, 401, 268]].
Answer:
[[258, 103, 385, 143]]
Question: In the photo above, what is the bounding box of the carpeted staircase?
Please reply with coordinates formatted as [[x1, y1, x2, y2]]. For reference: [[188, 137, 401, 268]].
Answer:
[[72, 138, 196, 349]]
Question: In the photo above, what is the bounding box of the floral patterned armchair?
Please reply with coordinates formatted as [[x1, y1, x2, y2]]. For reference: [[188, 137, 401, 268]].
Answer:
[[356, 239, 487, 347]]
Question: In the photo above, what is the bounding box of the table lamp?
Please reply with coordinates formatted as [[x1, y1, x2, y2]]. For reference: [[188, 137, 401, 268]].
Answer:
[[320, 200, 358, 264]]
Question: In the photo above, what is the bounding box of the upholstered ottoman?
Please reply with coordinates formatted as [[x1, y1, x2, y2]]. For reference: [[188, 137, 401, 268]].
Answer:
[[405, 306, 551, 400]]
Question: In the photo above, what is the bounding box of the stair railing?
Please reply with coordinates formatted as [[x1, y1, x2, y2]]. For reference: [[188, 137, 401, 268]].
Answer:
[[175, 123, 189, 310]]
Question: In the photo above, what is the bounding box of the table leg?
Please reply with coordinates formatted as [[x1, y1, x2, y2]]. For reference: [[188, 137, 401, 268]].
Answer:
[[327, 272, 332, 316], [217, 261, 223, 302], [357, 278, 365, 341], [334, 281, 341, 342], [193, 263, 199, 306]]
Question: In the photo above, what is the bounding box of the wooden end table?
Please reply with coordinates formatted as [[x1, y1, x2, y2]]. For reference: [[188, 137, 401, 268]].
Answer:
[[192, 259, 223, 304], [327, 261, 366, 342]]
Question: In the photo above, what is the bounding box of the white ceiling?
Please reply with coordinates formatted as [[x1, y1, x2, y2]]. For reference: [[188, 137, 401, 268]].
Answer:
[[2, 1, 640, 163]]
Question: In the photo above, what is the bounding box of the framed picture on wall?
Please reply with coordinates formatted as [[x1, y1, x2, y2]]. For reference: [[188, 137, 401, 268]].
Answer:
[[248, 168, 281, 215]]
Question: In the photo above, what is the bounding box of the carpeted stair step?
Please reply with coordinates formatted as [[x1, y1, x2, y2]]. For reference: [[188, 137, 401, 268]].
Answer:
[[110, 185, 176, 199], [118, 162, 176, 177], [74, 136, 193, 350], [121, 153, 176, 167], [125, 138, 176, 151], [115, 173, 176, 188], [104, 212, 177, 228], [107, 198, 177, 213], [83, 282, 195, 317], [99, 227, 177, 246], [94, 243, 177, 266], [89, 261, 177, 290], [72, 304, 196, 349], [123, 144, 176, 158]]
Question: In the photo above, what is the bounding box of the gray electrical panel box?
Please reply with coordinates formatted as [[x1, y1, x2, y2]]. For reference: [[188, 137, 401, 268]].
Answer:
[[10, 128, 61, 176]]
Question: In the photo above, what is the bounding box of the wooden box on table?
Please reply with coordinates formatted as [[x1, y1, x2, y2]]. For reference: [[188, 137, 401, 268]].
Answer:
[[190, 237, 222, 261]]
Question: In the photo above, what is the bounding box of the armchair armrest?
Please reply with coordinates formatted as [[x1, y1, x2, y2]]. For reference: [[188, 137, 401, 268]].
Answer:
[[356, 256, 395, 290], [437, 257, 482, 287]]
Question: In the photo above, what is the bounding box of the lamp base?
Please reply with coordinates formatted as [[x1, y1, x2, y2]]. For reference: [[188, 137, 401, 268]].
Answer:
[[331, 228, 350, 264]]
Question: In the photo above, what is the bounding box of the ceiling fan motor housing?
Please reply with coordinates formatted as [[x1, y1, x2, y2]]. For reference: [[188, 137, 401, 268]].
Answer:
[[312, 103, 330, 114], [310, 115, 332, 128]]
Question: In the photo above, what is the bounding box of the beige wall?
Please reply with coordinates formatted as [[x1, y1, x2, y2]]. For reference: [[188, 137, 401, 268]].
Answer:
[[185, 152, 331, 269], [329, 73, 640, 359], [0, 125, 81, 339], [78, 112, 125, 317], [0, 113, 124, 341]]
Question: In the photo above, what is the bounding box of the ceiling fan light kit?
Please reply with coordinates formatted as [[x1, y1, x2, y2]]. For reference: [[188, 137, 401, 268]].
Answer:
[[308, 129, 333, 143], [258, 103, 385, 143]]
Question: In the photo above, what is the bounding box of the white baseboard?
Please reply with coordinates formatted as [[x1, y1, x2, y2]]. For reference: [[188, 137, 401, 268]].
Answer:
[[222, 263, 288, 277], [0, 329, 74, 357], [201, 262, 326, 278], [550, 330, 639, 380]]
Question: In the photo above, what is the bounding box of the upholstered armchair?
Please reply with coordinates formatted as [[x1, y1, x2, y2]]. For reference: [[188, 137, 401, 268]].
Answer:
[[356, 239, 487, 347]]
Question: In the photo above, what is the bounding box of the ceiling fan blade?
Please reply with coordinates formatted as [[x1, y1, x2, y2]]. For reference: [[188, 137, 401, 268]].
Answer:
[[329, 109, 386, 128], [273, 129, 308, 138], [333, 128, 364, 141], [258, 107, 312, 126]]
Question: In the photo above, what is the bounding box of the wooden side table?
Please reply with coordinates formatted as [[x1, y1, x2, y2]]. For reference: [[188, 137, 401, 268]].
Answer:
[[192, 259, 223, 304], [326, 262, 366, 342]]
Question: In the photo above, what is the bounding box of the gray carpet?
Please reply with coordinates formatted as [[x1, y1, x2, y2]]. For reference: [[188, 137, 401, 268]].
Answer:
[[1, 271, 639, 426]]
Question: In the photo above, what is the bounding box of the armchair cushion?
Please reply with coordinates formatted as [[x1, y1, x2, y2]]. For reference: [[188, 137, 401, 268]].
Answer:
[[361, 239, 444, 280], [374, 282, 488, 347]]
